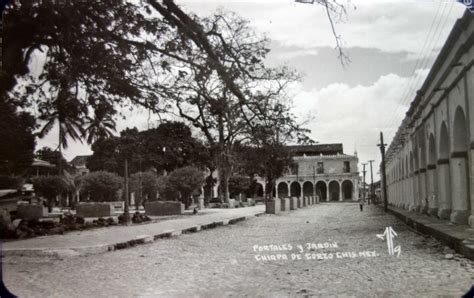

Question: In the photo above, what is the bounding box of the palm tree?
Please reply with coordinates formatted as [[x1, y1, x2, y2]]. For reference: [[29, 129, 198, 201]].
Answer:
[[84, 103, 117, 144], [38, 87, 86, 174]]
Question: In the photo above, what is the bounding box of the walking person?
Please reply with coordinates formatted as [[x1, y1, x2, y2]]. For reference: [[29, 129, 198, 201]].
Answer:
[[359, 197, 364, 212]]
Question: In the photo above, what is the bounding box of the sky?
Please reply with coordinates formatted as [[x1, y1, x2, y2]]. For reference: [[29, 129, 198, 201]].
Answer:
[[36, 0, 468, 180]]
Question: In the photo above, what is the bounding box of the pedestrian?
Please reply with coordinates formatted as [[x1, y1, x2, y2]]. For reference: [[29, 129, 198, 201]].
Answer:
[[359, 198, 364, 212]]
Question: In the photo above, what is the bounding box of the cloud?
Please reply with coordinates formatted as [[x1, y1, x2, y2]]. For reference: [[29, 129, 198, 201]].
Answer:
[[287, 68, 429, 179], [180, 0, 466, 54]]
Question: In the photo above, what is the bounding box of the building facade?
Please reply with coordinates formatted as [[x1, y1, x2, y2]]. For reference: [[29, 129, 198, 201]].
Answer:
[[256, 144, 359, 201], [384, 10, 474, 226]]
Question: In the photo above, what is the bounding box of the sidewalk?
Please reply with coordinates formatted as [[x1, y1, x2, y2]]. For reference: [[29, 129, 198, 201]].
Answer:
[[1, 205, 265, 258], [387, 205, 474, 260]]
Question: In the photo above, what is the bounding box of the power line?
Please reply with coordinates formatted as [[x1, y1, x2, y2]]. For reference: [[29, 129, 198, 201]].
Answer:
[[387, 1, 447, 126]]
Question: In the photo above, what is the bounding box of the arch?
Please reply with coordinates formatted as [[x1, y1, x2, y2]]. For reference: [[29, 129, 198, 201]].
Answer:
[[452, 106, 468, 152], [342, 180, 353, 200], [302, 181, 314, 197], [256, 183, 264, 197], [428, 133, 436, 165], [265, 183, 276, 198], [439, 122, 450, 159], [328, 181, 340, 201], [290, 181, 301, 197], [315, 181, 327, 201], [277, 182, 288, 198]]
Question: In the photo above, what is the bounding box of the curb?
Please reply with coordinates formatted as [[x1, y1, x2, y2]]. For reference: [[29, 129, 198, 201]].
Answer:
[[387, 206, 474, 260], [1, 213, 260, 258]]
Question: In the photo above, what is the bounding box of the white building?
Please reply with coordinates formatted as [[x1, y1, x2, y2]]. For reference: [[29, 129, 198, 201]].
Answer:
[[255, 144, 359, 201], [385, 10, 474, 226]]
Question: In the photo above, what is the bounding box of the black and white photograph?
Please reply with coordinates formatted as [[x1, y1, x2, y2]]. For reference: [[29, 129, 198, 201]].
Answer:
[[0, 0, 473, 296]]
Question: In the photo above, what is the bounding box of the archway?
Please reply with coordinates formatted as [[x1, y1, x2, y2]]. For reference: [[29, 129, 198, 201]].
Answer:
[[290, 181, 301, 197], [277, 182, 289, 198], [329, 181, 340, 201], [256, 183, 264, 198], [302, 181, 314, 197], [316, 181, 327, 201], [342, 180, 353, 200], [450, 107, 470, 224]]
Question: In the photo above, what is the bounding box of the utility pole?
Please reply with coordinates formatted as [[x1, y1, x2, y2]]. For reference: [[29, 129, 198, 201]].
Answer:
[[313, 165, 317, 203], [377, 132, 388, 212], [362, 163, 367, 203], [368, 160, 375, 205], [123, 159, 131, 225]]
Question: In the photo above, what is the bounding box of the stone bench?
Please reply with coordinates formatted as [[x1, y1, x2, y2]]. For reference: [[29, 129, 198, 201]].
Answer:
[[266, 199, 281, 214], [280, 198, 290, 212], [289, 197, 297, 210], [144, 201, 184, 216], [76, 202, 114, 218], [17, 204, 47, 220]]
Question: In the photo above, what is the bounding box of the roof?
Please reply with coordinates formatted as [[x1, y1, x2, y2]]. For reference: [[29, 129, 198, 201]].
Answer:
[[287, 144, 344, 155], [70, 155, 91, 166], [31, 159, 56, 168]]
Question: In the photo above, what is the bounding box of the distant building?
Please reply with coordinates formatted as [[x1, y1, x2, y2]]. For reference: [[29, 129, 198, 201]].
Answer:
[[255, 144, 359, 201], [70, 155, 91, 176]]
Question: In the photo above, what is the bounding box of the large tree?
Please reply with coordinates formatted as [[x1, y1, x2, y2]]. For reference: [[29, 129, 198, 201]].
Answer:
[[0, 100, 36, 176], [145, 10, 311, 202]]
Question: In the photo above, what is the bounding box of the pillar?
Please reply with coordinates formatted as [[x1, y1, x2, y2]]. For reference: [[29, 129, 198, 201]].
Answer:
[[450, 154, 470, 224], [326, 183, 330, 202], [339, 182, 343, 201], [470, 148, 474, 227], [437, 160, 452, 219], [412, 172, 420, 212], [419, 169, 428, 213], [427, 165, 438, 216], [275, 182, 279, 199]]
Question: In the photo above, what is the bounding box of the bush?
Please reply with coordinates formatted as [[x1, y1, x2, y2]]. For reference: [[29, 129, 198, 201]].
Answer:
[[130, 171, 159, 203], [80, 171, 122, 202], [32, 175, 68, 212], [0, 175, 23, 189], [156, 175, 178, 201], [167, 166, 204, 208]]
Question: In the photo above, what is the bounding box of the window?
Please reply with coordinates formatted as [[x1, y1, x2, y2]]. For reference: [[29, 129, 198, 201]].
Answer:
[[343, 161, 350, 173], [317, 162, 324, 174]]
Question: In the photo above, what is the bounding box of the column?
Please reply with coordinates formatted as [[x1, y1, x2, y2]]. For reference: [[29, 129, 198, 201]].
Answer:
[[450, 153, 469, 224], [470, 147, 474, 227], [326, 183, 330, 202], [426, 164, 438, 216], [339, 182, 343, 201], [419, 169, 427, 213], [412, 172, 420, 212], [437, 160, 451, 219]]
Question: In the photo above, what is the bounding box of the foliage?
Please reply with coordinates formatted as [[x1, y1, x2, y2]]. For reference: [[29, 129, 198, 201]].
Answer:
[[228, 175, 251, 198], [130, 171, 159, 203], [79, 171, 122, 202], [32, 175, 68, 200], [87, 122, 207, 175], [0, 175, 24, 190], [34, 146, 71, 171], [166, 166, 204, 207], [0, 100, 36, 175], [2, 0, 169, 147], [156, 175, 177, 201]]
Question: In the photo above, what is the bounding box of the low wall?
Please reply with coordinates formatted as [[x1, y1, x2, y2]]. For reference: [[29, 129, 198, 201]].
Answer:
[[297, 197, 302, 208], [280, 198, 290, 212], [266, 199, 281, 214], [76, 203, 114, 218], [144, 201, 184, 216], [289, 197, 297, 210], [17, 204, 47, 220]]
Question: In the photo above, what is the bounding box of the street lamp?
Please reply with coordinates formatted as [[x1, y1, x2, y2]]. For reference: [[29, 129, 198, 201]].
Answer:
[[116, 147, 131, 225]]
